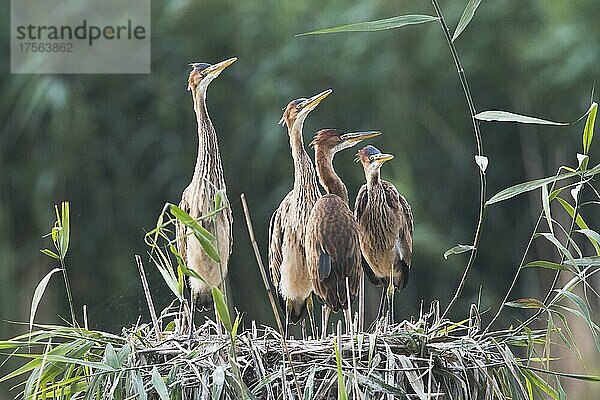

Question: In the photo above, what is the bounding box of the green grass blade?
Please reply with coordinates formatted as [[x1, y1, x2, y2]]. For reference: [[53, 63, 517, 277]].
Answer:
[[524, 261, 569, 271], [443, 244, 475, 259], [475, 110, 568, 125], [303, 366, 316, 400], [583, 102, 597, 154], [333, 338, 348, 400], [212, 287, 232, 332], [542, 184, 553, 234], [505, 298, 545, 309], [575, 229, 600, 256], [486, 163, 600, 205], [151, 366, 169, 400], [555, 290, 600, 352], [30, 268, 62, 336], [452, 0, 482, 41], [297, 15, 438, 36]]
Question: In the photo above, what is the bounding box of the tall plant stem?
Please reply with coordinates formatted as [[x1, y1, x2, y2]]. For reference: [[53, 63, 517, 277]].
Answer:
[[60, 258, 77, 326], [431, 0, 487, 319]]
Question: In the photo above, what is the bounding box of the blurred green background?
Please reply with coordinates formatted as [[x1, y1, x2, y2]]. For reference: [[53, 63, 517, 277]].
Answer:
[[1, 0, 599, 397]]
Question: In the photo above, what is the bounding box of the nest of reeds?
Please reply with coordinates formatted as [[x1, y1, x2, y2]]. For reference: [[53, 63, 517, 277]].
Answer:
[[80, 301, 538, 400]]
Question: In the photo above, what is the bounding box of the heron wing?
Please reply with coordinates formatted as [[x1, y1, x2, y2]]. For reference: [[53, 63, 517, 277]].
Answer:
[[309, 196, 361, 311], [354, 184, 368, 221], [382, 180, 413, 265], [268, 205, 284, 286]]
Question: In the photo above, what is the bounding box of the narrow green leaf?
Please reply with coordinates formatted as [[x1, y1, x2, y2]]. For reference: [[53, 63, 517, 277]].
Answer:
[[357, 374, 409, 397], [297, 14, 438, 36], [212, 287, 232, 332], [505, 298, 545, 309], [40, 248, 59, 259], [564, 256, 600, 267], [486, 163, 600, 205], [170, 204, 216, 241], [537, 233, 574, 263], [30, 268, 61, 336], [60, 201, 70, 258], [214, 189, 227, 211], [231, 314, 242, 341], [576, 229, 600, 256], [104, 343, 119, 369], [177, 265, 185, 298], [171, 204, 222, 263], [154, 259, 182, 301], [583, 102, 597, 154], [303, 366, 316, 400], [521, 369, 559, 400], [541, 184, 553, 234], [452, 0, 482, 41], [555, 290, 600, 351], [524, 261, 569, 271], [475, 110, 568, 125], [10, 353, 114, 371], [151, 367, 169, 400], [333, 338, 348, 400], [211, 366, 225, 400], [443, 244, 475, 259], [555, 198, 600, 255], [133, 371, 147, 400]]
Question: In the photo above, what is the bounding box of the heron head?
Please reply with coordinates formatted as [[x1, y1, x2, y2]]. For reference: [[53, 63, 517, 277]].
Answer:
[[356, 145, 394, 172], [279, 89, 332, 129], [188, 57, 237, 92], [311, 129, 381, 154]]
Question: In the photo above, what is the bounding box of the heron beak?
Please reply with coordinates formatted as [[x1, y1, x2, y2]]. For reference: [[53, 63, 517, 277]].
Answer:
[[205, 57, 238, 76], [370, 153, 395, 164], [340, 131, 382, 144], [301, 89, 332, 111]]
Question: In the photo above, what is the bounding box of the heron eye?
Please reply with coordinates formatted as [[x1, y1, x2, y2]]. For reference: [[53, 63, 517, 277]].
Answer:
[[295, 104, 302, 110]]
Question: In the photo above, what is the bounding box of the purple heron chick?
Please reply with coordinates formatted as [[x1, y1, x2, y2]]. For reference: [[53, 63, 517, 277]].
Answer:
[[177, 57, 236, 329], [268, 89, 331, 330], [355, 145, 413, 325], [305, 129, 381, 336]]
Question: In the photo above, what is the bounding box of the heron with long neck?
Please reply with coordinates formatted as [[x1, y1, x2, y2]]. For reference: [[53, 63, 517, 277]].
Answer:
[[268, 89, 331, 333], [355, 145, 413, 326], [177, 57, 236, 333], [304, 129, 381, 336]]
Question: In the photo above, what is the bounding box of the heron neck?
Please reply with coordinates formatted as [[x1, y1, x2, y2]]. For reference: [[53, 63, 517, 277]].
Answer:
[[289, 121, 318, 193], [192, 88, 221, 177], [315, 147, 348, 203], [367, 169, 381, 190]]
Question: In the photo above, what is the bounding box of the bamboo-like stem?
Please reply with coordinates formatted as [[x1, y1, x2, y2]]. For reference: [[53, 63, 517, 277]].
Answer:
[[240, 193, 303, 400], [60, 258, 77, 327], [136, 255, 162, 340], [431, 0, 487, 320]]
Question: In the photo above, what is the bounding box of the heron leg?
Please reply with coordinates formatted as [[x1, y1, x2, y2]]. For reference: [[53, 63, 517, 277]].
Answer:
[[344, 308, 353, 336], [307, 296, 317, 339], [358, 271, 365, 333], [386, 282, 395, 327], [321, 306, 331, 339], [285, 300, 291, 340]]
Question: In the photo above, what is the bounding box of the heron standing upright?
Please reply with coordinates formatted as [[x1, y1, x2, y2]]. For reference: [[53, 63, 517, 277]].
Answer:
[[354, 145, 413, 326], [177, 58, 236, 332], [268, 89, 331, 333], [304, 129, 381, 336]]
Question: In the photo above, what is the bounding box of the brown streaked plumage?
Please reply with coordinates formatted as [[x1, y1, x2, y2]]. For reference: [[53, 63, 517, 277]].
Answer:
[[355, 145, 413, 294], [268, 89, 331, 325], [177, 58, 236, 316], [305, 129, 381, 334]]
